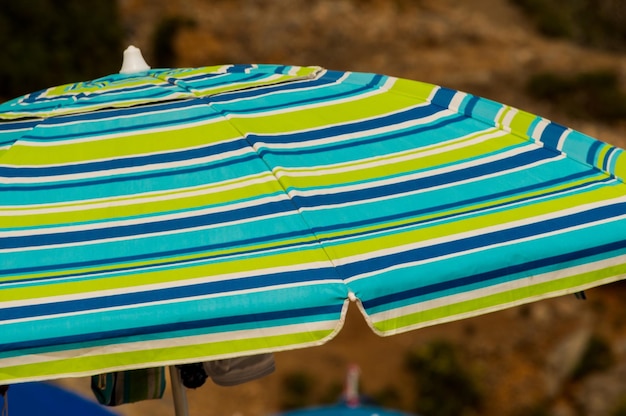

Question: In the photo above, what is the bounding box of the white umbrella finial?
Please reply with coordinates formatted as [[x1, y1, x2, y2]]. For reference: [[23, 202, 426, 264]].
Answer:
[[119, 45, 151, 74]]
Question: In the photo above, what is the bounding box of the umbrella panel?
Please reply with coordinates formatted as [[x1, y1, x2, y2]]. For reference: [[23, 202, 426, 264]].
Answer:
[[1, 64, 626, 384]]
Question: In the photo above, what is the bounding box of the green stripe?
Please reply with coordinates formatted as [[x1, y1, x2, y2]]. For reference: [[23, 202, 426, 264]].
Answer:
[[279, 131, 521, 191], [2, 240, 329, 299], [375, 261, 626, 333], [0, 329, 335, 383], [2, 173, 281, 228], [318, 175, 615, 259], [0, 121, 242, 166]]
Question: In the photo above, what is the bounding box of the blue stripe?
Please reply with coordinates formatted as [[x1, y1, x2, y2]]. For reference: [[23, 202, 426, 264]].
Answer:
[[0, 199, 298, 249], [15, 103, 220, 143], [247, 102, 444, 146], [430, 87, 457, 109], [0, 239, 321, 282], [540, 122, 567, 149], [362, 238, 626, 310], [340, 202, 626, 280], [0, 139, 248, 178], [461, 95, 480, 116], [206, 70, 345, 103], [169, 70, 268, 90], [0, 303, 343, 352], [257, 114, 463, 161], [14, 87, 176, 114], [310, 169, 605, 238], [587, 140, 603, 165], [41, 98, 205, 124], [292, 148, 556, 208], [2, 170, 602, 278], [0, 152, 259, 193], [1, 268, 340, 320], [0, 118, 42, 131], [205, 74, 385, 116]]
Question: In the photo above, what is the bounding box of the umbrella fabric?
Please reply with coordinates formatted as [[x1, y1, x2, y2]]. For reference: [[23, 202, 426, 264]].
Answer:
[[2, 64, 626, 384]]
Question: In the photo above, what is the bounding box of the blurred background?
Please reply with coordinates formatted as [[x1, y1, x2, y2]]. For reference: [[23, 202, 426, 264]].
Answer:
[[2, 1, 626, 415]]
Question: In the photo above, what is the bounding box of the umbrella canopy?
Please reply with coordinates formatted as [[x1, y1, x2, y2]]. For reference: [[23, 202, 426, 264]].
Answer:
[[2, 51, 626, 384]]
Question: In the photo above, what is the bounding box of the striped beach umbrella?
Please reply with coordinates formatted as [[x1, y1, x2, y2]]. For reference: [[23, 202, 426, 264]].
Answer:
[[2, 47, 626, 394]]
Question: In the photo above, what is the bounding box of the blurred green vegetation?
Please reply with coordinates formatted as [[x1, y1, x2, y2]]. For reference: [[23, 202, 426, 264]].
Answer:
[[280, 370, 317, 410], [406, 339, 483, 416], [152, 16, 197, 68], [570, 333, 614, 380], [510, 0, 626, 51], [527, 70, 626, 122], [511, 402, 551, 416], [0, 0, 123, 100], [370, 384, 403, 410], [278, 368, 408, 412], [611, 397, 626, 416]]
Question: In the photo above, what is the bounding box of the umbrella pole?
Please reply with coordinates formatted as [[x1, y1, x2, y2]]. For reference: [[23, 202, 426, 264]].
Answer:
[[169, 366, 190, 416]]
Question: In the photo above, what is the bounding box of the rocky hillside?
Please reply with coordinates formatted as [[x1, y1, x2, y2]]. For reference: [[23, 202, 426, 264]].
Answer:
[[55, 1, 626, 415]]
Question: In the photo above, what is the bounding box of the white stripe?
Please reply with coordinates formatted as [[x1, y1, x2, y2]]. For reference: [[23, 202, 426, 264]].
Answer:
[[0, 197, 298, 253], [209, 71, 345, 108], [0, 208, 296, 253], [605, 147, 621, 174], [447, 91, 468, 113], [555, 128, 572, 152], [368, 255, 626, 332], [0, 127, 236, 170], [500, 107, 517, 132], [325, 176, 618, 268], [0, 172, 278, 215], [297, 153, 563, 214], [1, 260, 334, 306], [288, 66, 304, 76], [290, 143, 543, 200], [1, 277, 341, 325], [273, 128, 506, 179], [36, 82, 172, 101], [5, 105, 228, 147], [226, 75, 397, 121], [0, 124, 40, 133], [253, 106, 452, 151], [190, 73, 287, 95], [531, 118, 550, 142], [4, 72, 384, 149], [9, 95, 191, 120], [0, 318, 341, 371], [0, 192, 288, 237], [344, 195, 626, 283], [1, 238, 324, 290], [28, 99, 210, 130], [0, 146, 253, 184]]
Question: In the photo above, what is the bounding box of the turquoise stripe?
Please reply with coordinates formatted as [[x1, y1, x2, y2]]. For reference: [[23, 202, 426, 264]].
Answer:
[[298, 156, 599, 236], [255, 112, 478, 168], [0, 309, 341, 361], [352, 214, 626, 314], [1, 210, 316, 274], [2, 63, 626, 383], [462, 96, 504, 125], [0, 283, 346, 351], [1, 152, 265, 205]]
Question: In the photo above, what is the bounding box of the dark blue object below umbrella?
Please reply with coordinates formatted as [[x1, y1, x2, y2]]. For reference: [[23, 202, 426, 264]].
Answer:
[[275, 403, 416, 416], [0, 382, 118, 416]]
